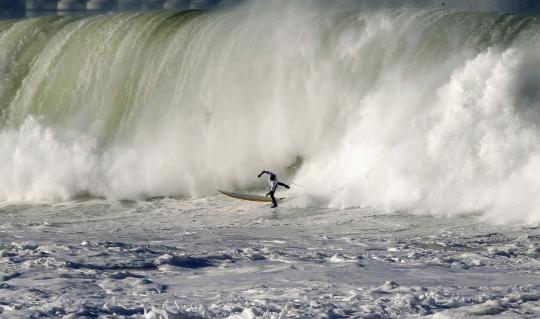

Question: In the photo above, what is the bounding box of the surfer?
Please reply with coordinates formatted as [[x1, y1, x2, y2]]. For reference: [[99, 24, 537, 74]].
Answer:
[[258, 170, 290, 208]]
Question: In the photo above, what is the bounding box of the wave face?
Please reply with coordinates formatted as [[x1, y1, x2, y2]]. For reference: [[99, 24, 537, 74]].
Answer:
[[1, 1, 540, 224]]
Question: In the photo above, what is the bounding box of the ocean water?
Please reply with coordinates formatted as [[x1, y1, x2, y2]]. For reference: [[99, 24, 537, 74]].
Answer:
[[0, 1, 539, 317]]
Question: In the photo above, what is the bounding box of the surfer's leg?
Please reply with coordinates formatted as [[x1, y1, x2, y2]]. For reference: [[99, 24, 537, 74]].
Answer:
[[270, 192, 278, 208]]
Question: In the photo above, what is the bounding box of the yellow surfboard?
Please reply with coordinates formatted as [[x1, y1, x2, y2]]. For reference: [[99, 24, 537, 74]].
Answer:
[[218, 190, 284, 202]]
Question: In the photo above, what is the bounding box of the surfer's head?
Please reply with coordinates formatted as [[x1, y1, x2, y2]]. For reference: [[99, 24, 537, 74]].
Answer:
[[270, 175, 276, 181]]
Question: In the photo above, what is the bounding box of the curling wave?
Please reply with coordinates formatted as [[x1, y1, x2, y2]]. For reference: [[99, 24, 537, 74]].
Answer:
[[0, 1, 539, 224]]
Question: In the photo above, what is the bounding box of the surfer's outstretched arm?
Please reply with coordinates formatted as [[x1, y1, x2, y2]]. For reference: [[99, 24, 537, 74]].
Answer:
[[278, 182, 290, 189], [258, 170, 276, 178]]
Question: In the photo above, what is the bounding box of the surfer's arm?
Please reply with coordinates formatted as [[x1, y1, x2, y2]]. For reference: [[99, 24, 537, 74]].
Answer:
[[258, 170, 277, 178], [278, 182, 290, 189]]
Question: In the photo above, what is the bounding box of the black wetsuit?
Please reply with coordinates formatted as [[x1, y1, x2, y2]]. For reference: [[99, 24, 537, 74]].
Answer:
[[258, 171, 290, 208]]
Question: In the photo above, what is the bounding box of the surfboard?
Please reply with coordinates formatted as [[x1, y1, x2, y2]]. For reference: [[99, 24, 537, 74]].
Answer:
[[218, 190, 284, 202]]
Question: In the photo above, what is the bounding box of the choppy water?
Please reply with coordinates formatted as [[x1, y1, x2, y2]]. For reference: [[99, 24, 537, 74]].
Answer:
[[0, 197, 538, 318]]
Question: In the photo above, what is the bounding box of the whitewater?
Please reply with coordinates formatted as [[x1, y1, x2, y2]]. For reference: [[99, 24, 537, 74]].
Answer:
[[0, 1, 538, 318], [0, 1, 538, 224]]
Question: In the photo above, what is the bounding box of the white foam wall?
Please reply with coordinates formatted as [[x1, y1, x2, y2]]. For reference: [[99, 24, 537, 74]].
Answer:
[[0, 3, 538, 224]]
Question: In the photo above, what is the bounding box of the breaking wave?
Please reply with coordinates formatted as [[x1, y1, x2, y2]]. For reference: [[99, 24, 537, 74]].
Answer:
[[0, 1, 539, 224]]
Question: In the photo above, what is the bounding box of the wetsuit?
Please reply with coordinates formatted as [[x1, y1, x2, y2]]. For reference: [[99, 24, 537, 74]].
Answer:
[[258, 170, 290, 208]]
